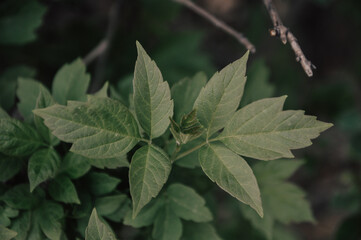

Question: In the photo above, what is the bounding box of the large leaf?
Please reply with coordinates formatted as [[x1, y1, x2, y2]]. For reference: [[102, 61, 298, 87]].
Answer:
[[152, 204, 182, 240], [0, 118, 44, 157], [133, 41, 173, 139], [48, 174, 80, 204], [0, 66, 35, 111], [167, 183, 212, 222], [171, 72, 207, 122], [220, 96, 333, 160], [198, 143, 263, 217], [85, 208, 116, 240], [0, 0, 46, 45], [28, 148, 61, 192], [129, 145, 171, 217], [52, 58, 90, 105], [61, 152, 91, 179], [37, 201, 64, 240], [33, 96, 140, 158], [193, 52, 248, 138]]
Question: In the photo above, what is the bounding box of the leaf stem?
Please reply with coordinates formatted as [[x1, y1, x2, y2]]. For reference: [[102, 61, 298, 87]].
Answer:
[[174, 142, 207, 161], [139, 138, 151, 144]]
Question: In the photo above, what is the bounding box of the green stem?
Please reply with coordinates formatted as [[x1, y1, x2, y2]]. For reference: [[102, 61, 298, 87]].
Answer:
[[174, 142, 207, 161], [139, 138, 151, 144], [170, 144, 182, 163]]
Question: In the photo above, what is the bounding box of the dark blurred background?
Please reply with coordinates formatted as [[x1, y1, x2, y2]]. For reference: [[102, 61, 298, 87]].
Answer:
[[1, 0, 361, 239]]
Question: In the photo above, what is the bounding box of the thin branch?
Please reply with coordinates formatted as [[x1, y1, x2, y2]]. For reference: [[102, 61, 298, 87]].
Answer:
[[173, 0, 256, 53], [83, 39, 108, 65], [263, 0, 316, 77]]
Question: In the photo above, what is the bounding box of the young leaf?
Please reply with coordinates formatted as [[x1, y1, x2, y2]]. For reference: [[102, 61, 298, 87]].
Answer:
[[167, 183, 212, 222], [17, 78, 49, 122], [129, 145, 171, 217], [170, 110, 204, 145], [48, 175, 80, 204], [52, 58, 90, 105], [0, 0, 47, 45], [193, 52, 248, 138], [219, 96, 333, 160], [33, 96, 140, 158], [0, 66, 36, 111], [61, 152, 91, 179], [85, 208, 116, 240], [0, 118, 44, 157], [2, 184, 40, 210], [152, 204, 182, 240], [0, 225, 17, 240], [28, 148, 61, 192], [181, 222, 222, 240], [171, 72, 207, 122], [0, 154, 22, 182], [86, 172, 120, 196], [133, 41, 173, 139], [198, 143, 263, 217], [37, 201, 64, 240]]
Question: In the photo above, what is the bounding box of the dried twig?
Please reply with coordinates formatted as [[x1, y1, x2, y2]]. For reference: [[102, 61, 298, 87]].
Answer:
[[263, 0, 316, 77], [173, 0, 256, 53]]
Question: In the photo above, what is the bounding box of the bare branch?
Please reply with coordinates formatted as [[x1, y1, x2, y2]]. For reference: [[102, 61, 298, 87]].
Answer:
[[83, 40, 108, 65], [263, 0, 316, 77], [173, 0, 256, 53]]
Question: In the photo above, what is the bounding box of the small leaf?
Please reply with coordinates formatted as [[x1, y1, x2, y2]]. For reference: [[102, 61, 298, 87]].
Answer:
[[152, 204, 182, 240], [86, 172, 120, 196], [129, 145, 171, 217], [0, 154, 22, 182], [181, 222, 222, 240], [194, 52, 248, 138], [2, 184, 40, 210], [170, 110, 204, 145], [28, 148, 61, 192], [167, 183, 212, 222], [94, 82, 109, 98], [0, 118, 44, 157], [198, 143, 263, 217], [85, 208, 116, 240], [95, 194, 128, 216], [171, 72, 207, 122], [0, 225, 17, 240], [0, 66, 35, 111], [220, 96, 333, 160], [61, 152, 91, 179], [33, 96, 140, 159], [0, 0, 47, 45], [133, 41, 173, 139], [37, 201, 64, 240], [52, 58, 90, 105], [48, 175, 80, 204]]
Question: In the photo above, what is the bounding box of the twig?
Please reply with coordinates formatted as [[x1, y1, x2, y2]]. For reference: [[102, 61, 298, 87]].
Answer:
[[263, 0, 316, 77], [83, 39, 108, 65], [173, 0, 256, 53]]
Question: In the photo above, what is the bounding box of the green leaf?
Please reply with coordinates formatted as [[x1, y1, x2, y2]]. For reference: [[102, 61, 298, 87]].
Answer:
[[181, 222, 222, 240], [133, 41, 173, 139], [61, 152, 91, 179], [48, 174, 80, 204], [175, 138, 203, 169], [241, 160, 315, 240], [88, 156, 129, 169], [194, 52, 248, 138], [170, 110, 204, 145], [34, 83, 59, 145], [33, 96, 140, 158], [0, 0, 46, 45], [241, 59, 274, 107], [95, 194, 128, 216], [86, 172, 120, 196], [85, 208, 116, 240], [0, 225, 17, 240], [17, 78, 49, 122], [0, 107, 10, 119], [10, 211, 31, 240], [28, 148, 61, 192], [171, 72, 207, 122], [198, 143, 263, 217], [129, 145, 171, 217], [37, 201, 64, 240], [0, 66, 35, 111], [220, 96, 333, 160], [152, 204, 182, 240], [52, 58, 90, 105], [0, 118, 44, 157], [2, 184, 40, 210], [93, 82, 109, 98], [0, 154, 22, 182], [123, 198, 164, 228], [167, 183, 212, 222]]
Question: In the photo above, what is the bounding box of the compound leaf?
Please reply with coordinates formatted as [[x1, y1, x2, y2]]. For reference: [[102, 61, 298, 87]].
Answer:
[[194, 52, 248, 138], [129, 145, 171, 217], [220, 96, 333, 160], [198, 143, 262, 217], [133, 41, 173, 139], [33, 96, 140, 159]]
